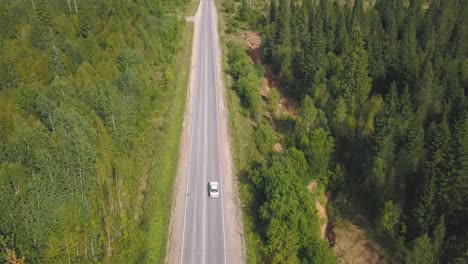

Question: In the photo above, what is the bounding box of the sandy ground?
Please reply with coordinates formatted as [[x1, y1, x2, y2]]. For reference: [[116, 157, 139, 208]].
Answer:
[[165, 0, 245, 263], [334, 218, 387, 264], [307, 180, 328, 238]]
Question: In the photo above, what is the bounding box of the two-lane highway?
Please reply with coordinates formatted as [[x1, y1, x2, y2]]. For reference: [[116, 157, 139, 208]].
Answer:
[[180, 0, 227, 263]]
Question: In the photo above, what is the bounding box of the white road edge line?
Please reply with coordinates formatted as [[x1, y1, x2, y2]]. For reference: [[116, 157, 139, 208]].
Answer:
[[180, 1, 202, 262], [209, 0, 228, 263], [202, 6, 208, 263]]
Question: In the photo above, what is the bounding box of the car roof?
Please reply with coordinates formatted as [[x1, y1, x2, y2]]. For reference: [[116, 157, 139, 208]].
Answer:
[[209, 181, 219, 185]]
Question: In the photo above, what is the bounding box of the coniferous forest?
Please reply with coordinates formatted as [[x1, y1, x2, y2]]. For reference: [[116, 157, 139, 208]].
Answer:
[[0, 0, 190, 262], [223, 0, 467, 263]]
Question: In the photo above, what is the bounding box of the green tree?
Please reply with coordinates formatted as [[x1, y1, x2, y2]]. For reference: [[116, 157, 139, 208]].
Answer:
[[302, 14, 326, 82], [426, 121, 455, 218], [269, 0, 277, 24], [378, 200, 401, 236], [268, 87, 280, 118], [412, 174, 436, 236], [401, 116, 424, 173], [406, 234, 435, 264], [0, 58, 19, 90], [432, 215, 446, 262], [275, 0, 291, 46], [332, 96, 347, 136], [400, 19, 419, 83], [299, 128, 334, 182], [31, 0, 54, 51], [350, 0, 364, 30], [297, 95, 317, 135], [334, 2, 349, 55], [342, 28, 371, 113]]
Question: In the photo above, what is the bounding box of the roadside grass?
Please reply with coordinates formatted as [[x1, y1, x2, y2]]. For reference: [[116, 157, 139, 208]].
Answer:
[[183, 0, 201, 17], [215, 1, 268, 262], [144, 22, 194, 263], [224, 53, 266, 264]]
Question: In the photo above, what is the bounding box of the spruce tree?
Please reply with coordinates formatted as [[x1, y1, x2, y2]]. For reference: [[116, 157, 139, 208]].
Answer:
[[426, 121, 454, 218], [412, 173, 436, 236], [276, 0, 291, 46], [406, 234, 435, 264], [341, 27, 371, 117], [269, 0, 277, 24], [400, 19, 419, 84], [334, 3, 349, 55], [403, 117, 425, 173], [432, 215, 446, 263], [350, 0, 364, 31]]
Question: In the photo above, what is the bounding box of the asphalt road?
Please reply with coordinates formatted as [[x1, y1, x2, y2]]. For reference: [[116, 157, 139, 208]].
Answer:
[[180, 0, 227, 263]]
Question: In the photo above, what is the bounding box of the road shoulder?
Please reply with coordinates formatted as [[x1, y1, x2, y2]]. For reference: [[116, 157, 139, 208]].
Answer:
[[165, 3, 201, 263]]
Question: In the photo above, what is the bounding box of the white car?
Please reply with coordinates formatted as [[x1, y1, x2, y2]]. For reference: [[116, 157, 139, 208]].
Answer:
[[208, 181, 219, 198]]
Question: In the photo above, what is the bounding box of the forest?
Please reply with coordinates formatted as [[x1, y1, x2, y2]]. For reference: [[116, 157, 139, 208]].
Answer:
[[0, 0, 191, 262], [222, 0, 467, 263]]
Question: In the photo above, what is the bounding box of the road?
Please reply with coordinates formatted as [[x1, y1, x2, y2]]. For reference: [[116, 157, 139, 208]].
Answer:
[[165, 0, 244, 262], [180, 0, 228, 264]]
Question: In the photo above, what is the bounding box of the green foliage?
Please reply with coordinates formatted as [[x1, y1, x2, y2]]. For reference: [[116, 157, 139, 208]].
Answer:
[[0, 0, 189, 262], [342, 28, 371, 112], [406, 234, 434, 264], [254, 155, 335, 264], [432, 216, 446, 262], [331, 96, 347, 136], [226, 0, 468, 262], [255, 122, 275, 155], [228, 42, 254, 79], [378, 201, 401, 237], [412, 174, 436, 236], [224, 5, 335, 261], [297, 95, 318, 135], [299, 128, 334, 183], [0, 58, 19, 91], [268, 87, 280, 118], [228, 42, 264, 119], [237, 0, 264, 30]]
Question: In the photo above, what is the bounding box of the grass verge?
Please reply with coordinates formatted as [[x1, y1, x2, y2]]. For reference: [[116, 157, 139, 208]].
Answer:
[[182, 0, 200, 17], [225, 75, 265, 264], [144, 22, 194, 263], [215, 1, 265, 262]]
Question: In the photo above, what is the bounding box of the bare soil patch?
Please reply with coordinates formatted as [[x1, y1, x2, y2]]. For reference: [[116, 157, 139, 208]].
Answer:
[[279, 96, 299, 116], [243, 31, 299, 117], [307, 180, 318, 192], [244, 31, 261, 64], [273, 142, 283, 153], [260, 78, 270, 98], [307, 180, 328, 238], [316, 200, 328, 238], [334, 218, 387, 264]]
